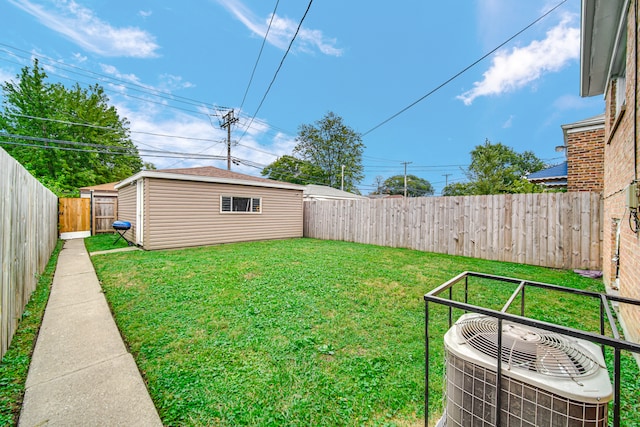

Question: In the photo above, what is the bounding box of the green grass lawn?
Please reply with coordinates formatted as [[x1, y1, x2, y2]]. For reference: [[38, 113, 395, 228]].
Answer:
[[84, 232, 132, 253], [0, 240, 63, 426], [90, 238, 640, 426]]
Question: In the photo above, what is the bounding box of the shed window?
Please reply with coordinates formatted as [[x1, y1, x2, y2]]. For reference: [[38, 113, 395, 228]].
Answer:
[[221, 196, 261, 213]]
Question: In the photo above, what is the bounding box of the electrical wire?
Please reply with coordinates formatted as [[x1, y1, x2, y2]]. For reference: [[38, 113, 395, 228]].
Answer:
[[0, 44, 302, 164], [0, 45, 295, 138], [361, 0, 568, 136], [0, 54, 216, 117], [1, 140, 229, 160], [6, 113, 227, 144], [238, 0, 314, 144], [0, 43, 218, 110], [239, 0, 281, 110], [0, 133, 229, 160]]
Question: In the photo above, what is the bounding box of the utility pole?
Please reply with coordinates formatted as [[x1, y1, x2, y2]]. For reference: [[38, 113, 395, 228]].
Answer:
[[442, 173, 452, 187], [402, 161, 412, 197], [220, 110, 239, 170], [341, 165, 345, 191]]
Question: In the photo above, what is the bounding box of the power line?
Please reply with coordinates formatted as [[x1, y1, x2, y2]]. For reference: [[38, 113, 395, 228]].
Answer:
[[1, 42, 296, 136], [0, 46, 298, 161], [180, 1, 313, 166], [238, 0, 314, 143], [361, 0, 568, 136], [0, 43, 218, 110], [1, 139, 230, 161], [0, 133, 229, 160], [239, 0, 281, 110], [0, 54, 216, 117], [6, 113, 226, 144]]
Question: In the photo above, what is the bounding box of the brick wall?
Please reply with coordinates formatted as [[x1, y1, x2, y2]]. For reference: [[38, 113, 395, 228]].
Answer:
[[566, 128, 605, 192], [602, 2, 640, 344]]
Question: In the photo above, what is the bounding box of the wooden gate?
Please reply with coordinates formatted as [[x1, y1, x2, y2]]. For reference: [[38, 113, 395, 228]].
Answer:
[[93, 196, 117, 234], [59, 198, 90, 234]]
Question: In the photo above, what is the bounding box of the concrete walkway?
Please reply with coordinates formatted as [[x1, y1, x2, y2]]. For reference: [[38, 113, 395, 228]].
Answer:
[[19, 239, 162, 427]]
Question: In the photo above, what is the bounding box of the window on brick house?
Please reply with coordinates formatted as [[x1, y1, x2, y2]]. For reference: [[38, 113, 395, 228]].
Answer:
[[612, 218, 621, 290], [615, 75, 626, 117]]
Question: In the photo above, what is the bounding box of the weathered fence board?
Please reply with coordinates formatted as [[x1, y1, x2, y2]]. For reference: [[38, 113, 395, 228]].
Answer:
[[304, 192, 602, 270], [0, 148, 58, 358], [93, 196, 118, 234]]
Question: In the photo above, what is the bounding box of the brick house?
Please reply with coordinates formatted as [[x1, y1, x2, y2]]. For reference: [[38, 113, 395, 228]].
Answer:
[[581, 0, 640, 344], [526, 114, 605, 191], [562, 114, 605, 192]]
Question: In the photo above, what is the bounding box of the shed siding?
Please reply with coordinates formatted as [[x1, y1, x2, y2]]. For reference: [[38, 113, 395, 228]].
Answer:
[[145, 178, 303, 250], [117, 184, 137, 242]]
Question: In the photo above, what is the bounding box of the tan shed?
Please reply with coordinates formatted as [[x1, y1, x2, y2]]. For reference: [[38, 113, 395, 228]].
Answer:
[[114, 166, 304, 250]]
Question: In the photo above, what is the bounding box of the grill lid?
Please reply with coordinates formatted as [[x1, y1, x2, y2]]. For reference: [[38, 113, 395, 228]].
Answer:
[[112, 220, 131, 230]]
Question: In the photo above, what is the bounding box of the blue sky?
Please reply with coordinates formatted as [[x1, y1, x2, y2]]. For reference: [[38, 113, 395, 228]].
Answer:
[[1, 0, 604, 194]]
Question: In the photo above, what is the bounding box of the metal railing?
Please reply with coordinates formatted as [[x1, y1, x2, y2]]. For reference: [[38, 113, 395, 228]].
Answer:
[[424, 271, 640, 427]]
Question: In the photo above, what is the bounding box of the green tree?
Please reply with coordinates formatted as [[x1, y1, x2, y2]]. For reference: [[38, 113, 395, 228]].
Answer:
[[441, 182, 473, 196], [382, 174, 434, 197], [261, 154, 325, 185], [0, 59, 145, 195], [293, 112, 364, 192], [442, 140, 544, 195]]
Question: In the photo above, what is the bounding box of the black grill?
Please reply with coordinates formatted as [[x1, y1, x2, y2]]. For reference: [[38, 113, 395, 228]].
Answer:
[[112, 221, 133, 246]]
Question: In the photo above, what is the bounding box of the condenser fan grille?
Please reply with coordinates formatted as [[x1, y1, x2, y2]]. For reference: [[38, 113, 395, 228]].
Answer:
[[457, 316, 601, 379]]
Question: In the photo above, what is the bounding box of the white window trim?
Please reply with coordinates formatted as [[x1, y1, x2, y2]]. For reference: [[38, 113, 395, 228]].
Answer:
[[615, 75, 626, 117], [220, 195, 262, 214]]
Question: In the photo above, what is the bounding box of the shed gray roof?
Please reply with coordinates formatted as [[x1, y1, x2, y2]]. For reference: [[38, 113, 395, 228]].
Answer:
[[303, 184, 366, 200], [115, 166, 304, 191]]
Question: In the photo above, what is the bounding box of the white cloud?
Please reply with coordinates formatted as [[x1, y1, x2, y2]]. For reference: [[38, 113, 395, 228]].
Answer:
[[113, 99, 291, 173], [72, 52, 88, 63], [502, 115, 514, 128], [99, 65, 196, 103], [8, 0, 160, 58], [100, 63, 144, 87], [138, 10, 152, 18], [0, 67, 16, 84], [217, 0, 343, 56], [158, 74, 195, 91], [458, 15, 579, 105]]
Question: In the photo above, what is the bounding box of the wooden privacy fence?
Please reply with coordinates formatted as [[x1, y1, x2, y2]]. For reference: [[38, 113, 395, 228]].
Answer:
[[58, 198, 90, 233], [92, 195, 117, 234], [0, 148, 58, 358], [304, 192, 602, 270]]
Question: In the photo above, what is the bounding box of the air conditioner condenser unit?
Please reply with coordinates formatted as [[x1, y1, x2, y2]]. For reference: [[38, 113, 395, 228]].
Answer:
[[443, 313, 613, 426]]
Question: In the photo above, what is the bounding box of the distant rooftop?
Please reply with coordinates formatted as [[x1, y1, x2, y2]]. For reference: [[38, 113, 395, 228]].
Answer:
[[303, 184, 366, 200], [526, 162, 568, 187], [79, 182, 118, 192]]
